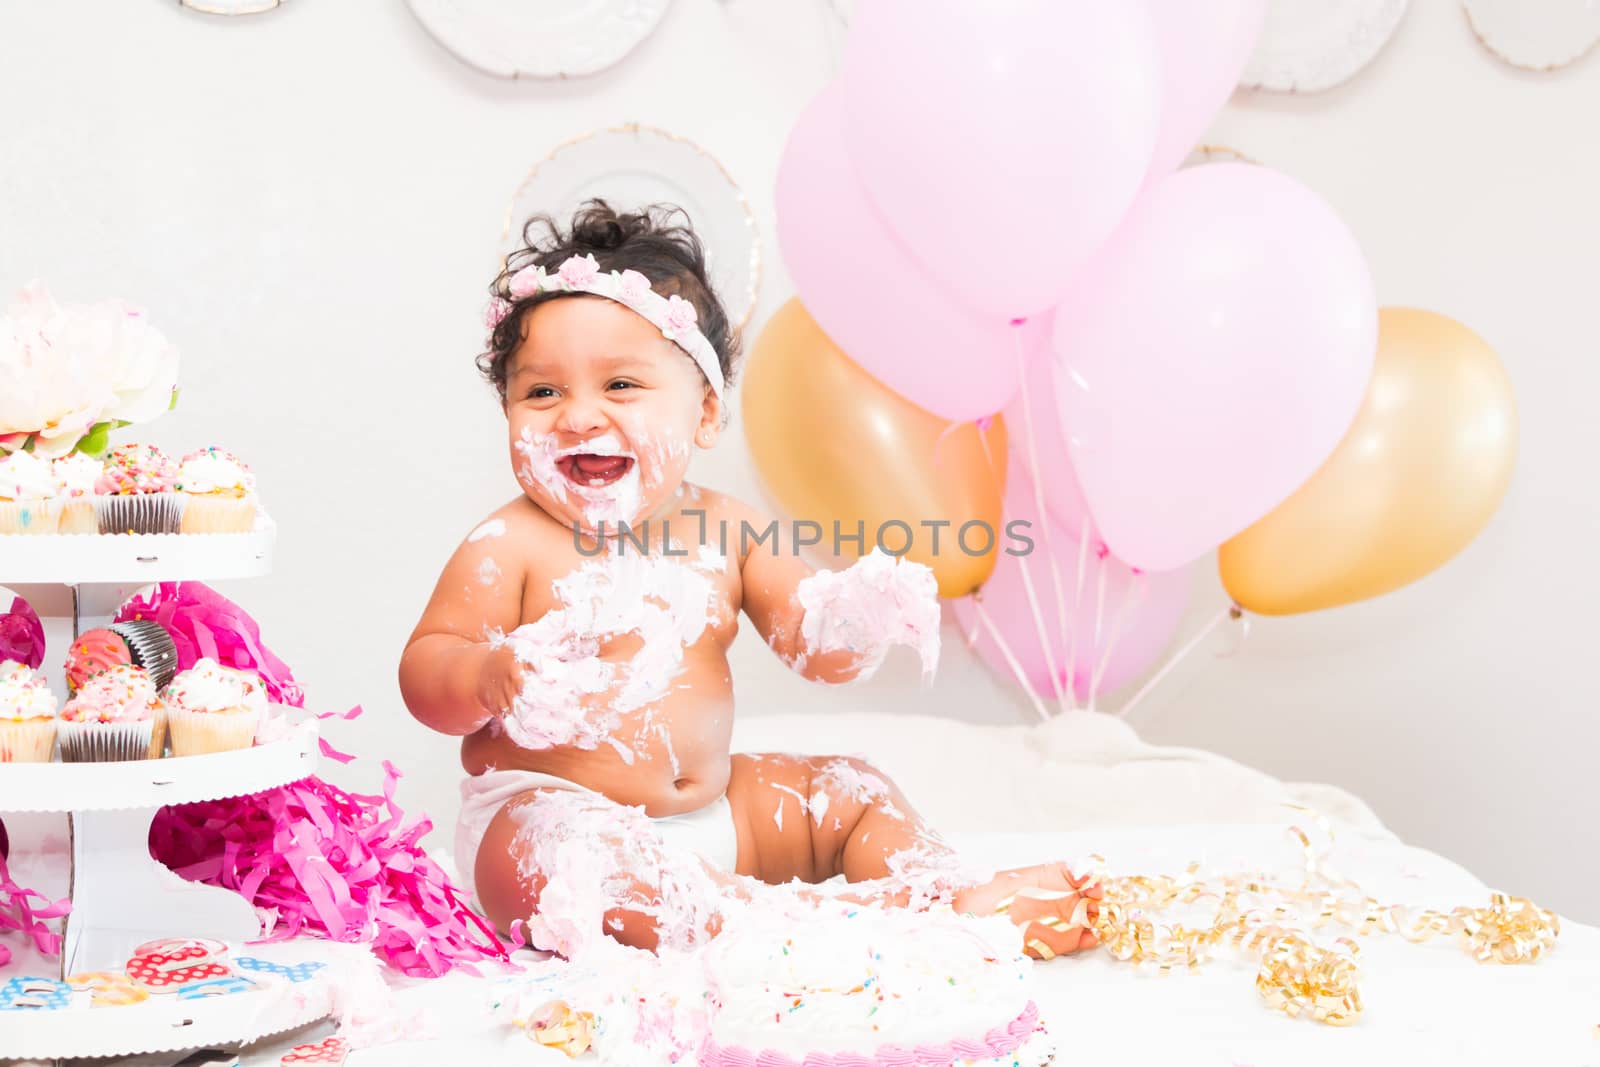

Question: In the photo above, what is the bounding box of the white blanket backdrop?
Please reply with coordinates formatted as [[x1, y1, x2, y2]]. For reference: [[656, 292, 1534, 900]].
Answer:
[[0, 1, 1594, 923]]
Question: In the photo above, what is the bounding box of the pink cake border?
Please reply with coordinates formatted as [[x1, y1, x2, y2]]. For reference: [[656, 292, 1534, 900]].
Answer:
[[698, 999, 1041, 1067]]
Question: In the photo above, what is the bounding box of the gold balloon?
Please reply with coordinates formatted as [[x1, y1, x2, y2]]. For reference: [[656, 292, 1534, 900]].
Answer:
[[742, 298, 1007, 597], [1220, 307, 1517, 615]]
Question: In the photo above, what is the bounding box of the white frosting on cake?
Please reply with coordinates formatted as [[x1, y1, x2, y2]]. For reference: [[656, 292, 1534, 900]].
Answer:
[[495, 895, 1054, 1067], [703, 901, 1038, 1060], [0, 662, 58, 721], [165, 657, 267, 715]]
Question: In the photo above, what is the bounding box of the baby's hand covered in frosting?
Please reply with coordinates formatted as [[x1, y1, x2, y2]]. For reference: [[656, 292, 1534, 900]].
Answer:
[[795, 549, 940, 682]]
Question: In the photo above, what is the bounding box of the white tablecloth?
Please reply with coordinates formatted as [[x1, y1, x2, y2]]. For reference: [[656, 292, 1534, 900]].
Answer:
[[217, 712, 1595, 1066]]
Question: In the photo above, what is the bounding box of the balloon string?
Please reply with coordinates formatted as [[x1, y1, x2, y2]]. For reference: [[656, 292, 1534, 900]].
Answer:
[[1065, 517, 1091, 705], [1011, 326, 1076, 714], [930, 419, 962, 472], [1116, 603, 1244, 721], [975, 419, 1068, 709], [968, 593, 1053, 724], [1088, 571, 1147, 712]]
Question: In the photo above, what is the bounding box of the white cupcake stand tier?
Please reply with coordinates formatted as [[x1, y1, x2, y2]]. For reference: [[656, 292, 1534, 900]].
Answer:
[[0, 522, 341, 1060]]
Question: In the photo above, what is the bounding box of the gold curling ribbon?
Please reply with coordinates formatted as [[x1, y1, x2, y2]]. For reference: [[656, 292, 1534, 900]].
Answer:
[[1084, 811, 1560, 1026], [517, 999, 595, 1057]]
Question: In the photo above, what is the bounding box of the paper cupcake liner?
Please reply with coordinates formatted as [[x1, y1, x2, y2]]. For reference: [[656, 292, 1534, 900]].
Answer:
[[167, 703, 259, 756], [180, 494, 258, 534], [56, 715, 165, 762], [109, 621, 180, 691], [0, 499, 62, 535], [0, 718, 57, 762], [57, 498, 98, 534], [94, 493, 186, 535]]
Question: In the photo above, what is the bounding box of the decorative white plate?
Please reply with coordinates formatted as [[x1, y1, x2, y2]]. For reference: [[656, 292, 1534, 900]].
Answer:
[[1464, 0, 1600, 71], [407, 0, 672, 79], [177, 0, 282, 13], [1241, 0, 1410, 92], [1183, 144, 1262, 167], [501, 124, 761, 334]]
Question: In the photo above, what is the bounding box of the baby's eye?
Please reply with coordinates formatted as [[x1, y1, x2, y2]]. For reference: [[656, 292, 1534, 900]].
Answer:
[[528, 386, 557, 399], [607, 380, 637, 391]]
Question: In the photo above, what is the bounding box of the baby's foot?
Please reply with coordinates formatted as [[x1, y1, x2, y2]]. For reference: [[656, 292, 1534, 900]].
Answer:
[[953, 863, 1102, 960]]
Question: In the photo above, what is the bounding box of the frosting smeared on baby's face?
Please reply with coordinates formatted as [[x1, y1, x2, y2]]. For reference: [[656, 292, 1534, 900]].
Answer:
[[504, 297, 717, 535]]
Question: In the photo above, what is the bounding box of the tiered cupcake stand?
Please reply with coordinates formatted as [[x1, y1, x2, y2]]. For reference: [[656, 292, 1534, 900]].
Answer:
[[0, 521, 341, 1060]]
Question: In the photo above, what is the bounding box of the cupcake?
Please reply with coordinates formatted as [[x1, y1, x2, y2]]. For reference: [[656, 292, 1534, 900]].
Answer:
[[64, 622, 179, 693], [0, 450, 62, 535], [164, 658, 265, 756], [0, 661, 58, 762], [58, 664, 166, 761], [177, 448, 258, 533], [63, 629, 134, 692], [94, 444, 185, 534], [53, 452, 103, 535]]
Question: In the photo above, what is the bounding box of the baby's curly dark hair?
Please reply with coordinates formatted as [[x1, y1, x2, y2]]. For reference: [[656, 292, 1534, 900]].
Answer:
[[480, 199, 739, 406]]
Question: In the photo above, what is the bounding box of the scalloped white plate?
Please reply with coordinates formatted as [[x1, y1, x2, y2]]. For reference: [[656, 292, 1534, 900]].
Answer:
[[1464, 0, 1600, 71], [502, 125, 761, 334], [178, 0, 282, 13], [407, 0, 672, 79], [1241, 0, 1410, 92]]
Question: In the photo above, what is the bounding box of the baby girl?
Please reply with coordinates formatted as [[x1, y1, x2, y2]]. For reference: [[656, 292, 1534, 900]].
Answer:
[[399, 202, 1098, 959]]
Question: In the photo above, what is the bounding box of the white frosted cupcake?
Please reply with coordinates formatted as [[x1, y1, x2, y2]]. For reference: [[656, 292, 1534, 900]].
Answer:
[[177, 448, 258, 533], [0, 450, 62, 535], [53, 452, 103, 535], [58, 664, 166, 762], [0, 661, 58, 762], [163, 658, 265, 755]]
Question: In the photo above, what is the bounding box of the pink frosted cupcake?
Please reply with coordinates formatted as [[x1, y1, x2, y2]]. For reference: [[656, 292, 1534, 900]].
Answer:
[[58, 664, 167, 762], [164, 659, 265, 755], [0, 450, 62, 535], [53, 452, 104, 535], [0, 662, 58, 762], [94, 444, 185, 534], [177, 448, 258, 533]]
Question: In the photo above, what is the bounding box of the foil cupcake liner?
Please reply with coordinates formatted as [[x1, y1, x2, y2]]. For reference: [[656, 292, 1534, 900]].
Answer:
[[56, 716, 165, 763], [94, 493, 186, 535], [109, 620, 179, 691]]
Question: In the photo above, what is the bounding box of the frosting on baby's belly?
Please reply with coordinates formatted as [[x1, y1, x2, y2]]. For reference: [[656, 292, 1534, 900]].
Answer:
[[461, 648, 735, 816]]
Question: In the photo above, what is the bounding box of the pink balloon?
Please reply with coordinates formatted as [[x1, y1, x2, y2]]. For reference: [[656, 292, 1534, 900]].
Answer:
[[776, 84, 1019, 421], [1143, 0, 1268, 177], [1001, 317, 1097, 543], [948, 478, 1189, 705], [1052, 163, 1378, 572], [841, 0, 1162, 319]]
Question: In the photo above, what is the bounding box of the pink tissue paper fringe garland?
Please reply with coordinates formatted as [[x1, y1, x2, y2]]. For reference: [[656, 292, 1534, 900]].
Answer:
[[149, 754, 509, 978], [0, 845, 70, 968], [116, 581, 305, 707], [0, 595, 46, 669]]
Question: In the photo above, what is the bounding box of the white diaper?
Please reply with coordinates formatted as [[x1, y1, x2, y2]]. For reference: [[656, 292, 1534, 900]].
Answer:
[[454, 768, 739, 907]]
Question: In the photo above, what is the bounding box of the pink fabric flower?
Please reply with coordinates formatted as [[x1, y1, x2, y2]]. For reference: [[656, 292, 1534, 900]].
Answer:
[[115, 581, 305, 707], [616, 269, 652, 303], [507, 265, 544, 299], [662, 294, 698, 337], [484, 298, 512, 330], [0, 597, 45, 670], [556, 254, 600, 290]]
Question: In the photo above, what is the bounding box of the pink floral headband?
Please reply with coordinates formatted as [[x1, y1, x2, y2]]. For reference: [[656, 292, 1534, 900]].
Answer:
[[487, 253, 725, 401]]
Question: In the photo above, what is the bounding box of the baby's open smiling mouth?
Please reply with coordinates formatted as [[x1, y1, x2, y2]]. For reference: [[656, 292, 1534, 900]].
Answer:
[[558, 453, 635, 489]]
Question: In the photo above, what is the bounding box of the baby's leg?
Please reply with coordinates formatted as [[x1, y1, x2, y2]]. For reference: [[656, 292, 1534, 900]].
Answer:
[[727, 753, 1099, 959], [475, 787, 731, 956]]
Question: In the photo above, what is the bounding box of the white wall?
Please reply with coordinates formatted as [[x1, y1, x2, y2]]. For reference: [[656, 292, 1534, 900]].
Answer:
[[2, 2, 1594, 921]]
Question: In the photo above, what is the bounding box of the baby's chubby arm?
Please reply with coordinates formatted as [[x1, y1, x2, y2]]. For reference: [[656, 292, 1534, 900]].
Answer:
[[399, 510, 528, 736], [731, 501, 941, 685]]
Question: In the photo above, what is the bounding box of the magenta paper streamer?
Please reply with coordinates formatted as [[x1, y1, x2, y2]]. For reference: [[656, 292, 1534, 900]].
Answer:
[[149, 760, 510, 978], [0, 845, 70, 964], [0, 596, 46, 669], [116, 582, 305, 707]]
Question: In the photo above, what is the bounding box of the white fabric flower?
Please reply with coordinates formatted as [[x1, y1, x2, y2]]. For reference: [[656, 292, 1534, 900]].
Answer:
[[0, 283, 117, 457]]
